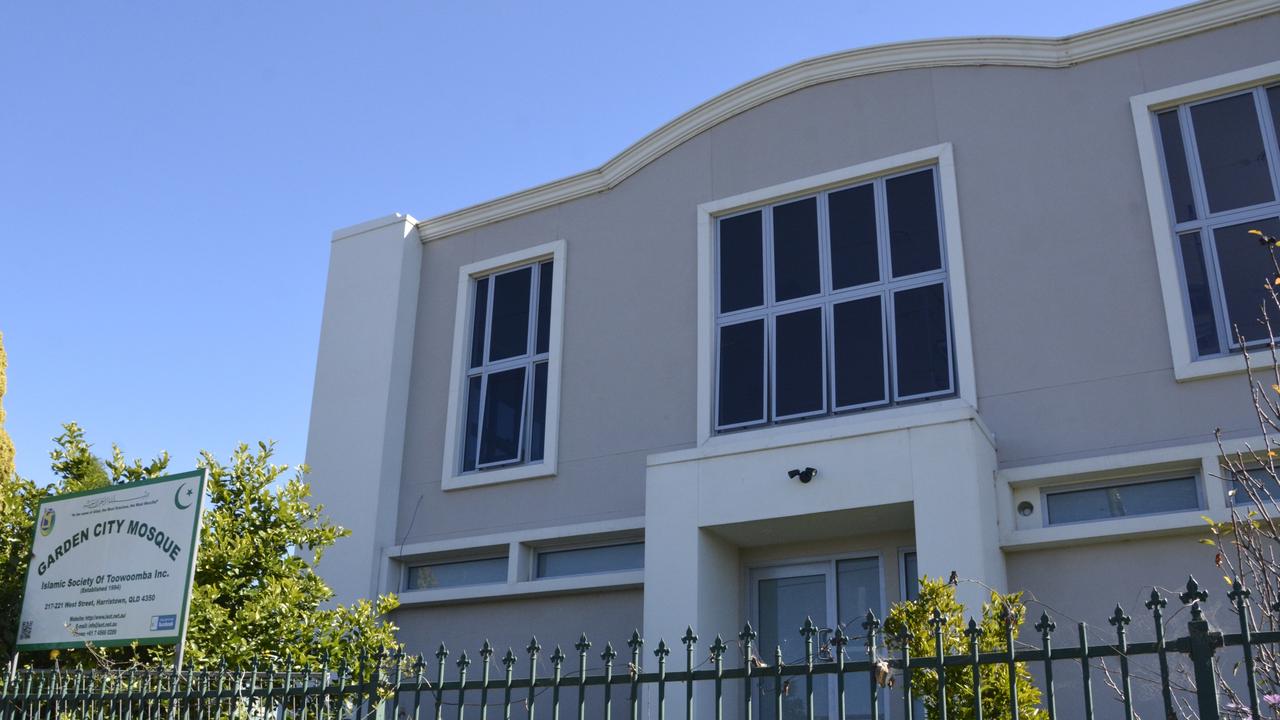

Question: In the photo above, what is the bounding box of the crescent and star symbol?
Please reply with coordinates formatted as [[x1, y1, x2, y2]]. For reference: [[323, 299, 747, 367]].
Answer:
[[173, 483, 195, 510]]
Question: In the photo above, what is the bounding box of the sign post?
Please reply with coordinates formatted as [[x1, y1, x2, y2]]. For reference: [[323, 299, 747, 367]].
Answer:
[[14, 469, 206, 662]]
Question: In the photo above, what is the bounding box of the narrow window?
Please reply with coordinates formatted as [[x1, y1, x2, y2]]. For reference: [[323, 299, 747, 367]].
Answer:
[[1044, 476, 1200, 525], [535, 542, 644, 579], [717, 319, 767, 427], [772, 197, 821, 302], [828, 184, 879, 289], [406, 556, 507, 590], [461, 259, 554, 473], [719, 211, 765, 313]]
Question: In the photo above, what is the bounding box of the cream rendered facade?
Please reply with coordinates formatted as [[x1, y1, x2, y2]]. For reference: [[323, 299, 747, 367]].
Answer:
[[306, 1, 1280, 714]]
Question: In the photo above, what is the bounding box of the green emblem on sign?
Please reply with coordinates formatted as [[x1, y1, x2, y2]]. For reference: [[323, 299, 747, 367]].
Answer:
[[38, 508, 55, 537], [174, 483, 194, 510]]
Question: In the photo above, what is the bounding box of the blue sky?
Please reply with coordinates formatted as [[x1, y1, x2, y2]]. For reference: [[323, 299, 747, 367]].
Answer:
[[1, 0, 1182, 484]]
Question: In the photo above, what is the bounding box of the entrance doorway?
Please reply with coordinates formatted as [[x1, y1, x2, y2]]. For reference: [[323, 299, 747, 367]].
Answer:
[[751, 557, 884, 720]]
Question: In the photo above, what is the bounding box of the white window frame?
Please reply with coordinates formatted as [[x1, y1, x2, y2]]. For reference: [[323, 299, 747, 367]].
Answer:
[[530, 539, 646, 581], [441, 240, 567, 490], [897, 547, 918, 603], [696, 144, 977, 446], [1132, 60, 1280, 382], [1039, 472, 1204, 528]]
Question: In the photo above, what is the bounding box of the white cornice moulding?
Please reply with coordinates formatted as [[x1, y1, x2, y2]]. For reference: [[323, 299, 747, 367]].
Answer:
[[413, 0, 1280, 243]]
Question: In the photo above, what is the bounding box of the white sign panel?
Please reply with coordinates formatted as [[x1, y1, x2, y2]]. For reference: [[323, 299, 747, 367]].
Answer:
[[16, 469, 206, 651]]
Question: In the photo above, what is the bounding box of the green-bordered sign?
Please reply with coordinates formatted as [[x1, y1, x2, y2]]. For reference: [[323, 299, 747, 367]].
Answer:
[[15, 469, 206, 651]]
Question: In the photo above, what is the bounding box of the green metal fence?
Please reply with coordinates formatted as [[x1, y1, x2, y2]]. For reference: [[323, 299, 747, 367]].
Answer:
[[1, 576, 1276, 719]]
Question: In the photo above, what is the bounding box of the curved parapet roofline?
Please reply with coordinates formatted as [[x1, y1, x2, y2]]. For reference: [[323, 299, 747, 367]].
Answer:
[[416, 0, 1279, 242]]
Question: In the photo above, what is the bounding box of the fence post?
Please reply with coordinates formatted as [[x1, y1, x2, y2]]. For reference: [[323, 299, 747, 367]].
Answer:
[[1180, 576, 1222, 720]]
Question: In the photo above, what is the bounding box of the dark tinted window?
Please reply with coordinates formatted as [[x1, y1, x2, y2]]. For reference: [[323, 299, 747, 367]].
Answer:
[[833, 296, 886, 408], [774, 308, 824, 417], [893, 283, 950, 397], [1157, 110, 1197, 223], [887, 170, 942, 277], [469, 277, 489, 369], [1178, 232, 1219, 356], [407, 556, 507, 590], [829, 184, 879, 289], [719, 211, 764, 312], [478, 367, 526, 465], [772, 197, 821, 302], [536, 543, 644, 579], [536, 261, 554, 355], [461, 375, 482, 472], [718, 320, 765, 426], [529, 362, 548, 462], [488, 268, 532, 362], [1046, 477, 1199, 525], [1191, 93, 1273, 213], [1214, 217, 1280, 344]]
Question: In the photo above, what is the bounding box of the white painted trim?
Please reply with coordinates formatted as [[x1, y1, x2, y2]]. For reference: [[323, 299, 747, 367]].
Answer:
[[411, 0, 1278, 243], [332, 213, 419, 243], [387, 517, 645, 605], [440, 239, 567, 491], [1131, 60, 1280, 382], [386, 516, 645, 561], [651, 398, 991, 467], [396, 570, 644, 607], [693, 144, 977, 447], [998, 437, 1267, 549]]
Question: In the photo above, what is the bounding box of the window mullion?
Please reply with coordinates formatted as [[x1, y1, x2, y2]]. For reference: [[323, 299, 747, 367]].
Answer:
[[1179, 104, 1214, 227], [874, 177, 898, 401], [473, 373, 489, 471]]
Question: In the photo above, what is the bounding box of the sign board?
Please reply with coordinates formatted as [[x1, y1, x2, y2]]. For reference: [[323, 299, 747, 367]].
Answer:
[[15, 469, 206, 651]]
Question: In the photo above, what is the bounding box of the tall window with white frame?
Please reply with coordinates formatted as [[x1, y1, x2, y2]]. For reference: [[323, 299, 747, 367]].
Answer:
[[1156, 84, 1280, 358], [460, 259, 554, 472], [715, 165, 955, 432]]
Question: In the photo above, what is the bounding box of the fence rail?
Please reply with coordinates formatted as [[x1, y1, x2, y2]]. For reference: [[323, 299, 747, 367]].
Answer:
[[2, 576, 1275, 719]]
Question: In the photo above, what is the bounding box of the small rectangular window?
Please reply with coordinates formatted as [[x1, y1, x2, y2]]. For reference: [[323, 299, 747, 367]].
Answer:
[[719, 211, 765, 313], [535, 542, 644, 579], [772, 197, 821, 302], [1228, 468, 1280, 506], [901, 551, 919, 602], [1045, 476, 1200, 525], [717, 319, 766, 427], [1190, 92, 1274, 214], [1213, 217, 1280, 346], [406, 556, 507, 590], [1158, 110, 1198, 223], [828, 184, 879, 289], [1178, 232, 1219, 357], [773, 307, 825, 419], [886, 169, 942, 277]]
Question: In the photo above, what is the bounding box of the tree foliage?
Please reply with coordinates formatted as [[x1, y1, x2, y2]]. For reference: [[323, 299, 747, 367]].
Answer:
[[0, 331, 14, 483], [883, 577, 1047, 720], [0, 423, 400, 668]]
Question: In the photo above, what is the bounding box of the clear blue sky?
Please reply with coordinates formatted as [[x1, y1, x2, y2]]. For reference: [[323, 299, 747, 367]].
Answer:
[[1, 0, 1182, 484]]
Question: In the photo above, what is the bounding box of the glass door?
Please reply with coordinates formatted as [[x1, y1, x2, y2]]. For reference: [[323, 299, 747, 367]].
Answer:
[[752, 557, 883, 720]]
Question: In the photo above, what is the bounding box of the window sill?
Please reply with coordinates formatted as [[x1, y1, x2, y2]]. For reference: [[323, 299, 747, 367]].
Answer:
[[1000, 509, 1220, 551], [442, 462, 556, 491], [1174, 353, 1276, 383], [650, 398, 988, 467], [395, 570, 643, 607]]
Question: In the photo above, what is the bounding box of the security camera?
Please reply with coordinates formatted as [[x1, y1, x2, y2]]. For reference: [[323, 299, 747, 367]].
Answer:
[[787, 467, 817, 483]]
